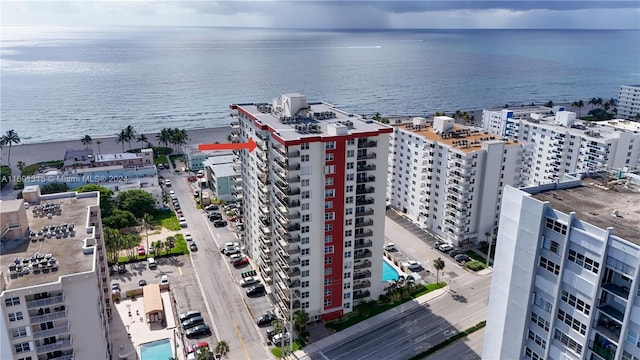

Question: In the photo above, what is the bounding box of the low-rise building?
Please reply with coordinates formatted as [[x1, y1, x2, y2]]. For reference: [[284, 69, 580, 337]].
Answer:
[[203, 155, 238, 203], [0, 186, 112, 360], [617, 84, 640, 120]]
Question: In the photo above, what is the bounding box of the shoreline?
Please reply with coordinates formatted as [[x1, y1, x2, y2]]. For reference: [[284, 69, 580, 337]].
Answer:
[[0, 126, 234, 175]]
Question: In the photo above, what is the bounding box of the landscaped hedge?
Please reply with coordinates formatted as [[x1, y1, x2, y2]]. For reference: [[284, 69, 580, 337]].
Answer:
[[465, 260, 486, 271], [408, 320, 487, 360]]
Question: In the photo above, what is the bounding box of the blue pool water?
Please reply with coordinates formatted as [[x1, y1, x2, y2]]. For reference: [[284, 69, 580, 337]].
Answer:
[[382, 259, 400, 281], [140, 339, 172, 360]]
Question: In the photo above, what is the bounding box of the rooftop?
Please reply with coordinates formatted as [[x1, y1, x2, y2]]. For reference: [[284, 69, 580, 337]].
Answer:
[[95, 152, 141, 162], [394, 121, 517, 153], [1, 193, 99, 290], [530, 174, 640, 244], [511, 113, 636, 141], [598, 119, 640, 132], [235, 98, 392, 142], [209, 162, 237, 178], [203, 155, 236, 166], [485, 105, 553, 114]]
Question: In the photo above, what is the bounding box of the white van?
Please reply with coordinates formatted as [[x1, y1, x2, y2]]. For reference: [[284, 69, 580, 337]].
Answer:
[[147, 257, 157, 269]]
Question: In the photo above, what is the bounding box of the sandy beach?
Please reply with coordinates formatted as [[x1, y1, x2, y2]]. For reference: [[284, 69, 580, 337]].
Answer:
[[0, 126, 234, 174]]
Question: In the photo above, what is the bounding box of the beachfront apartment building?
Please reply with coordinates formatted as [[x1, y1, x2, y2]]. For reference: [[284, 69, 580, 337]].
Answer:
[[0, 186, 112, 360], [232, 93, 392, 321], [618, 85, 640, 120], [203, 155, 238, 202], [63, 148, 154, 170], [387, 116, 526, 246], [485, 110, 640, 185], [482, 106, 555, 137], [483, 172, 640, 360]]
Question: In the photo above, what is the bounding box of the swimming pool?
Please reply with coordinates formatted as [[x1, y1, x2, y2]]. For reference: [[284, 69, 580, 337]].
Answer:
[[140, 338, 172, 360], [382, 259, 400, 281]]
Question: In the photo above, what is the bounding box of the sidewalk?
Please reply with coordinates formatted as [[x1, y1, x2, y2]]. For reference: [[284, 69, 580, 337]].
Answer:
[[292, 287, 448, 359]]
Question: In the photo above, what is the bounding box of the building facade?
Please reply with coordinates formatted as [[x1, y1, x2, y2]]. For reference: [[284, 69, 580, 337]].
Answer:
[[483, 173, 640, 360], [493, 111, 640, 185], [482, 106, 555, 137], [618, 85, 640, 120], [203, 155, 238, 202], [233, 93, 391, 321], [387, 116, 525, 245], [0, 186, 112, 360]]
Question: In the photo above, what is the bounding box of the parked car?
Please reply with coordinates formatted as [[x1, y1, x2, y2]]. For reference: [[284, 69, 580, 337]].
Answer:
[[438, 244, 454, 253], [179, 310, 201, 322], [111, 283, 121, 293], [161, 275, 169, 284], [139, 279, 147, 287], [225, 247, 241, 256], [266, 327, 278, 340], [165, 179, 172, 187], [137, 246, 146, 256], [189, 243, 198, 252], [208, 213, 222, 221], [455, 254, 471, 263], [184, 232, 193, 241], [188, 342, 209, 354], [179, 217, 188, 228], [256, 313, 277, 326], [383, 242, 396, 251], [213, 220, 227, 228], [433, 240, 446, 248], [229, 253, 243, 262], [182, 315, 204, 329], [117, 264, 127, 273], [403, 260, 423, 272], [272, 332, 290, 346], [220, 242, 240, 254], [229, 215, 243, 222], [185, 325, 211, 339], [449, 249, 463, 257], [246, 284, 265, 296], [240, 276, 260, 287], [148, 246, 155, 254], [232, 257, 249, 267], [205, 204, 219, 211]]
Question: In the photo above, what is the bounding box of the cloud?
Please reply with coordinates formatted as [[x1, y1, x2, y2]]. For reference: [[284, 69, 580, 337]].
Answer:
[[1, 0, 639, 29]]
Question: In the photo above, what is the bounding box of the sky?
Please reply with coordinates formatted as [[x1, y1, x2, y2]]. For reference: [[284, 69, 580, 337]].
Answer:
[[2, 1, 640, 30]]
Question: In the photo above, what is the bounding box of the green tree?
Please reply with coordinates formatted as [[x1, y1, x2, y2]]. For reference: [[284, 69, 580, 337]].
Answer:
[[165, 236, 176, 254], [196, 346, 216, 360], [103, 208, 137, 229], [433, 257, 445, 284], [81, 135, 93, 149], [124, 125, 136, 150], [139, 213, 154, 259], [115, 130, 127, 153], [76, 184, 115, 216], [16, 161, 26, 172], [544, 100, 554, 108], [40, 182, 68, 194], [136, 133, 151, 148], [1, 129, 21, 166], [116, 189, 155, 218], [103, 227, 123, 263], [1, 165, 12, 188], [214, 341, 230, 357], [293, 309, 309, 332], [572, 100, 585, 117]]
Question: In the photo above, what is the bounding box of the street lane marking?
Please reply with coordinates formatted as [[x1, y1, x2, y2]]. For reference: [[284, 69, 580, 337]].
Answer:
[[178, 266, 183, 276], [232, 318, 251, 359]]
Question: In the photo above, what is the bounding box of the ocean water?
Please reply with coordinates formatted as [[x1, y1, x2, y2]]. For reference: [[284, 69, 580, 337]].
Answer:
[[1, 26, 639, 144]]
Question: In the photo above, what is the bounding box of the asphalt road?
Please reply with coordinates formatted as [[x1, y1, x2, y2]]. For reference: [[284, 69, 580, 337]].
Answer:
[[429, 328, 484, 360], [165, 168, 272, 359]]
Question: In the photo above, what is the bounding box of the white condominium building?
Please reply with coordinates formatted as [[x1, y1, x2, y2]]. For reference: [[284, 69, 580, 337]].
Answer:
[[482, 106, 555, 137], [1, 186, 112, 360], [618, 85, 640, 120], [483, 173, 640, 360], [232, 93, 392, 321], [501, 111, 640, 185], [387, 116, 525, 245]]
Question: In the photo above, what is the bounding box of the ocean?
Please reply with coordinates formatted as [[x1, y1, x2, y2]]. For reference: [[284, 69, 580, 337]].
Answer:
[[1, 26, 639, 144]]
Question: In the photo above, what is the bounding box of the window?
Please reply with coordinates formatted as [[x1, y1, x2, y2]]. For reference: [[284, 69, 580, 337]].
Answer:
[[345, 229, 352, 237], [524, 347, 542, 360], [347, 162, 354, 169], [325, 212, 335, 220], [302, 214, 310, 222], [530, 312, 550, 332], [542, 237, 560, 254], [14, 342, 30, 353], [324, 235, 333, 243], [560, 290, 591, 316], [567, 249, 600, 274], [324, 246, 334, 254], [326, 153, 334, 162], [347, 139, 355, 145], [301, 281, 309, 288], [302, 270, 310, 277], [325, 177, 334, 186], [344, 240, 352, 247], [301, 191, 310, 199], [345, 251, 352, 258], [8, 312, 23, 322], [539, 256, 560, 275], [5, 297, 20, 306], [545, 217, 568, 235], [557, 309, 586, 335], [324, 289, 332, 296], [325, 224, 333, 231], [346, 196, 353, 204], [301, 154, 310, 162], [301, 179, 310, 186], [324, 257, 333, 265], [324, 299, 332, 307], [301, 291, 309, 298], [301, 226, 310, 233], [325, 165, 335, 174], [324, 277, 332, 285], [528, 329, 547, 349], [625, 329, 637, 346], [533, 293, 552, 313], [346, 173, 354, 181], [343, 282, 351, 289], [301, 237, 310, 244], [302, 302, 309, 309], [11, 327, 27, 338], [554, 329, 582, 355], [302, 259, 310, 266], [325, 189, 335, 198], [301, 248, 310, 255], [301, 203, 310, 210], [346, 185, 353, 193], [347, 150, 355, 157], [301, 143, 310, 150], [325, 141, 335, 149], [345, 219, 352, 226]]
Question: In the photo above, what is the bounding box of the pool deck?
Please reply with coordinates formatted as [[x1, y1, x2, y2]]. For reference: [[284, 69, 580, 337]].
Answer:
[[111, 290, 184, 360], [383, 257, 406, 281]]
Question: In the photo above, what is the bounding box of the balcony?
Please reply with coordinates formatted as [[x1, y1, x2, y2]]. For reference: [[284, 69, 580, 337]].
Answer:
[[30, 308, 67, 324], [356, 186, 375, 195], [355, 208, 374, 216], [354, 240, 373, 249], [354, 260, 372, 270], [356, 198, 374, 206], [354, 220, 374, 228], [36, 339, 73, 354], [357, 152, 377, 160], [358, 140, 377, 148], [354, 270, 372, 280], [27, 295, 65, 309], [258, 173, 270, 185], [589, 339, 616, 360], [598, 297, 625, 322], [354, 230, 373, 239], [356, 175, 376, 184], [354, 280, 371, 290], [33, 324, 70, 339], [357, 164, 377, 172], [353, 290, 371, 300], [286, 211, 301, 220], [601, 282, 631, 300], [594, 313, 622, 342], [354, 250, 372, 259]]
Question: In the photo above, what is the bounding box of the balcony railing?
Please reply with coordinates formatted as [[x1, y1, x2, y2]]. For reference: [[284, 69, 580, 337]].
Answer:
[[356, 175, 376, 184], [353, 280, 371, 290], [354, 260, 372, 270], [356, 187, 375, 194], [357, 164, 377, 172], [353, 290, 371, 299], [354, 271, 372, 279], [356, 198, 374, 206], [27, 295, 65, 309], [30, 309, 67, 324], [354, 251, 372, 259], [355, 208, 374, 216], [589, 341, 615, 360], [354, 220, 374, 228], [33, 325, 70, 339], [354, 230, 373, 239], [354, 240, 373, 249], [358, 140, 377, 148], [357, 152, 376, 160], [36, 339, 73, 354], [601, 282, 631, 300]]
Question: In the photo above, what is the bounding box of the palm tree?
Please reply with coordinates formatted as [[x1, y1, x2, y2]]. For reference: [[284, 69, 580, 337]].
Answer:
[[123, 125, 136, 150], [1, 129, 21, 166], [196, 346, 216, 360], [96, 140, 102, 154], [81, 135, 93, 149], [544, 100, 554, 108], [16, 161, 26, 172], [433, 257, 445, 284], [574, 100, 584, 117], [214, 341, 230, 357], [115, 130, 127, 152], [293, 309, 309, 332], [139, 213, 154, 259], [136, 134, 149, 148], [156, 128, 171, 148]]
